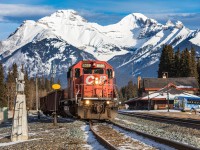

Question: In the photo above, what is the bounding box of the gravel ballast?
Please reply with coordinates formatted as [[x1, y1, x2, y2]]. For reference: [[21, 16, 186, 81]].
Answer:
[[0, 114, 90, 150], [114, 114, 200, 148]]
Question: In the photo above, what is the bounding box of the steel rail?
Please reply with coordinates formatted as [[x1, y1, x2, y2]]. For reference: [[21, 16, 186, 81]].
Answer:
[[89, 121, 118, 150], [119, 111, 200, 129], [108, 120, 199, 150]]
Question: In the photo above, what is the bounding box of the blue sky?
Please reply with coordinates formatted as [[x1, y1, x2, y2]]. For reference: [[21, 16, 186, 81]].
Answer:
[[0, 0, 200, 40]]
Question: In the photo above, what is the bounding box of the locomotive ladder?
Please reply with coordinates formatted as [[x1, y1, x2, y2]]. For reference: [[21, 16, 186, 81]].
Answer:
[[113, 85, 119, 101]]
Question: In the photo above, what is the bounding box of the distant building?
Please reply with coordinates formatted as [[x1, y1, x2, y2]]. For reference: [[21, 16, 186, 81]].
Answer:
[[125, 77, 199, 110], [138, 77, 199, 96]]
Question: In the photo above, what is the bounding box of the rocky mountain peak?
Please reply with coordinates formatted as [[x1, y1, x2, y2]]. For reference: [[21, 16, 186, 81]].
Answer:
[[38, 9, 87, 25], [118, 13, 150, 29], [0, 9, 199, 87], [175, 21, 184, 29], [166, 20, 174, 27]]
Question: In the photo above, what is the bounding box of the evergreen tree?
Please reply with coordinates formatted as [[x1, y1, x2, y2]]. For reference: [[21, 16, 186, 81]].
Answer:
[[24, 70, 30, 108], [6, 67, 16, 110], [45, 78, 51, 92], [28, 78, 36, 109], [197, 60, 200, 86], [174, 48, 181, 77], [119, 80, 138, 102], [57, 78, 61, 85], [12, 63, 18, 81], [126, 80, 134, 100], [41, 76, 45, 90], [167, 45, 175, 77], [180, 48, 191, 77], [21, 64, 24, 73], [158, 45, 175, 77], [0, 63, 6, 107], [158, 45, 168, 77], [190, 47, 198, 79]]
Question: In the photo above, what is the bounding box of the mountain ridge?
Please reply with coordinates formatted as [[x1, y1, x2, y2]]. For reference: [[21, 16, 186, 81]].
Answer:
[[0, 9, 200, 87]]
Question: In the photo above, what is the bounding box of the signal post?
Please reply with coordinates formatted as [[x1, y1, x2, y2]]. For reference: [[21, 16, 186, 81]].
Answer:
[[52, 84, 61, 126]]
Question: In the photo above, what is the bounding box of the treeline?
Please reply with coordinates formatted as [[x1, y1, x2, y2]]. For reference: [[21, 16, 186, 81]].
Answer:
[[158, 45, 199, 80], [118, 45, 200, 102], [0, 63, 53, 109], [119, 80, 138, 103]]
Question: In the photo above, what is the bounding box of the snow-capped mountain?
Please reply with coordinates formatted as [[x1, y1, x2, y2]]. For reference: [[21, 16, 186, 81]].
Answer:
[[0, 9, 200, 87]]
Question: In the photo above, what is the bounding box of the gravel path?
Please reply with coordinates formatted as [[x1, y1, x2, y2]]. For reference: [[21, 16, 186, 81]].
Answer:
[[0, 114, 95, 150], [114, 114, 200, 148]]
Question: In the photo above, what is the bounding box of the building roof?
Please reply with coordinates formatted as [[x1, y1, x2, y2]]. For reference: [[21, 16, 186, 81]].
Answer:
[[141, 77, 199, 89], [125, 86, 200, 104]]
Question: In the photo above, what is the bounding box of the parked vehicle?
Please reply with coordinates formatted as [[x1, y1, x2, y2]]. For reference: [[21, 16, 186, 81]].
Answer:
[[174, 96, 200, 111]]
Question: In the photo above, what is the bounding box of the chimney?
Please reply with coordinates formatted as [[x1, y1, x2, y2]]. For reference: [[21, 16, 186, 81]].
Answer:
[[137, 76, 141, 89]]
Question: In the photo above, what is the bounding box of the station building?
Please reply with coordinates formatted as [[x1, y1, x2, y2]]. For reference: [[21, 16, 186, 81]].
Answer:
[[125, 77, 199, 110]]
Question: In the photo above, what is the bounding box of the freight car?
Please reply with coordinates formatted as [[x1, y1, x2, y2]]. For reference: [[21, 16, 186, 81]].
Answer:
[[40, 60, 119, 120]]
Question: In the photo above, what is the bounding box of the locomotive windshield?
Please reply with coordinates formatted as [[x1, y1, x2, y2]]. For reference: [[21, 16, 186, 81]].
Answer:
[[93, 68, 104, 74], [83, 68, 92, 74], [83, 68, 104, 74]]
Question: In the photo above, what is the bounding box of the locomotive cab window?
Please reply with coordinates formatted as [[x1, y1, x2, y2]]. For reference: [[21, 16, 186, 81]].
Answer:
[[94, 68, 104, 74], [75, 68, 80, 78], [67, 69, 71, 78], [107, 69, 113, 79], [83, 68, 92, 74]]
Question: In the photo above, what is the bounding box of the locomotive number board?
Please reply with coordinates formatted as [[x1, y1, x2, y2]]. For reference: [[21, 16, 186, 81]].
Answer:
[[82, 64, 91, 67], [82, 64, 105, 68], [96, 64, 105, 68]]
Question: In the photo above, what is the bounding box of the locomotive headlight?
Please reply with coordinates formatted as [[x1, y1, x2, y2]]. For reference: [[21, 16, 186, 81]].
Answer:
[[86, 100, 90, 105], [106, 101, 110, 104], [95, 77, 99, 85]]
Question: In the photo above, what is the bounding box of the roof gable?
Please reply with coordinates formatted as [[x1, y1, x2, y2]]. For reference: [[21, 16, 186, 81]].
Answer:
[[142, 77, 199, 89]]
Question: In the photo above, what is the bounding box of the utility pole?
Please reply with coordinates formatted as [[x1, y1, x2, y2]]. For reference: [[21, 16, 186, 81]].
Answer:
[[147, 79, 150, 111], [36, 77, 38, 111], [51, 61, 57, 125], [132, 63, 134, 75], [162, 72, 169, 112], [51, 61, 56, 84]]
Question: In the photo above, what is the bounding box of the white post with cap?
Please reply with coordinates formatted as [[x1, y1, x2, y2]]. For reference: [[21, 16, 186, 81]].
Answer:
[[11, 71, 28, 141]]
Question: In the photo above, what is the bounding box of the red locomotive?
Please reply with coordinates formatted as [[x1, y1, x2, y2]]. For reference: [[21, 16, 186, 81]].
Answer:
[[40, 60, 118, 120]]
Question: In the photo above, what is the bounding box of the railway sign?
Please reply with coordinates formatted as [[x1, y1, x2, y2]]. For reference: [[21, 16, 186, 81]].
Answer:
[[52, 84, 61, 90]]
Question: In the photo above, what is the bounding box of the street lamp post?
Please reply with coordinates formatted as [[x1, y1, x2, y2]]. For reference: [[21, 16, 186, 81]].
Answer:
[[162, 72, 169, 112], [148, 91, 150, 111], [147, 79, 150, 111]]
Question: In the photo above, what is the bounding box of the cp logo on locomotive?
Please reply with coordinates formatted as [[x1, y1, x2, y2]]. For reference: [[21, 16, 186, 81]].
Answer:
[[86, 75, 107, 85], [86, 75, 94, 85]]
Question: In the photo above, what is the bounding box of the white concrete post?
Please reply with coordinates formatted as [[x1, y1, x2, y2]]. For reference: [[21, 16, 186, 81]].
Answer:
[[11, 71, 28, 142]]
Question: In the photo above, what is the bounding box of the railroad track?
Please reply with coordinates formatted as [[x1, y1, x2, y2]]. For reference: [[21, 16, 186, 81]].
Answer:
[[89, 120, 199, 150], [118, 111, 200, 129]]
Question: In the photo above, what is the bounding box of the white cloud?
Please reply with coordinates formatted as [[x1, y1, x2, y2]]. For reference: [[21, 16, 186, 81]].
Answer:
[[146, 13, 200, 29], [0, 4, 56, 17], [147, 13, 198, 20]]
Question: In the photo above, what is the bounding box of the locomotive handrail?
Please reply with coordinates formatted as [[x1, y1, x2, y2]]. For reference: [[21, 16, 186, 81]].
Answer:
[[75, 84, 119, 100]]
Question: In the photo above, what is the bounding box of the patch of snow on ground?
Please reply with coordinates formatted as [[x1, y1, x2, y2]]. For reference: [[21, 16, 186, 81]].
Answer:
[[115, 118, 138, 125], [81, 125, 106, 150], [118, 109, 181, 113], [0, 138, 43, 147], [111, 125, 175, 150], [0, 133, 10, 140]]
